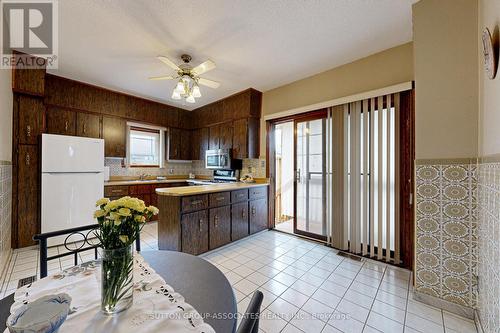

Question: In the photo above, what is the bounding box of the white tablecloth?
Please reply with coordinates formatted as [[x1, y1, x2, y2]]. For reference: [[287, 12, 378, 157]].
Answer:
[[5, 255, 215, 333]]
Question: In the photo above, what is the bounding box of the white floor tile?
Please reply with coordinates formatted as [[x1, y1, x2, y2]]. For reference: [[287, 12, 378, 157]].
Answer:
[[442, 311, 477, 333], [366, 311, 404, 333], [336, 298, 370, 323]]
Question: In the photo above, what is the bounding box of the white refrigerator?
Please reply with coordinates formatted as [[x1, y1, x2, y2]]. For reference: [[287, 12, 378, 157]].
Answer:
[[41, 134, 104, 245]]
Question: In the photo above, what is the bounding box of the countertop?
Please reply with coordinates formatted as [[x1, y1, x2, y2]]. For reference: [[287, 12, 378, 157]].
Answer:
[[104, 179, 190, 186], [156, 182, 269, 197]]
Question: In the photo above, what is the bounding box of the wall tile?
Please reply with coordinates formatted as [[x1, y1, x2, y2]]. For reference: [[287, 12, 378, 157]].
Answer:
[[477, 162, 500, 333], [0, 163, 12, 280], [415, 162, 477, 309]]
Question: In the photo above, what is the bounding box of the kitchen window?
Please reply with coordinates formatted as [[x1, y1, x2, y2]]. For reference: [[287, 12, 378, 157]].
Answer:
[[127, 124, 166, 167]]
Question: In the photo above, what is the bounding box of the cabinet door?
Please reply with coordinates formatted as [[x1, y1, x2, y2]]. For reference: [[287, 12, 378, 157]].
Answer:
[[77, 112, 101, 138], [209, 206, 231, 249], [250, 198, 268, 234], [17, 145, 39, 247], [191, 129, 200, 161], [102, 116, 126, 157], [168, 128, 181, 160], [209, 125, 220, 150], [180, 129, 191, 160], [231, 202, 249, 241], [220, 123, 233, 150], [46, 107, 77, 136], [181, 210, 209, 255], [199, 127, 209, 160], [232, 119, 248, 159], [18, 95, 43, 145]]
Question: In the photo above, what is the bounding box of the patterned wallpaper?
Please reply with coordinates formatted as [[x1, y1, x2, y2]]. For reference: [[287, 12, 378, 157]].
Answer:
[[477, 162, 500, 332], [415, 162, 478, 309], [0, 163, 12, 281]]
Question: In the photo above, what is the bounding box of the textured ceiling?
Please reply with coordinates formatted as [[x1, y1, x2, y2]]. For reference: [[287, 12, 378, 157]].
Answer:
[[48, 0, 417, 110]]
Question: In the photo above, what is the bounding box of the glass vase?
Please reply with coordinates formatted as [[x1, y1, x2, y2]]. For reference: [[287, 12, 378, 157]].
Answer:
[[101, 245, 134, 315]]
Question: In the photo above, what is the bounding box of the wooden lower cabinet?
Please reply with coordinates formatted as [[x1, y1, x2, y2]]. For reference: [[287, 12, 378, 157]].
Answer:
[[157, 186, 268, 254], [181, 210, 209, 255], [209, 206, 231, 249], [250, 198, 268, 234], [231, 202, 249, 241]]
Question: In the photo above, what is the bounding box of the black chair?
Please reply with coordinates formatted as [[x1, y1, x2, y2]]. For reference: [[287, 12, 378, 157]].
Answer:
[[33, 224, 141, 278], [237, 290, 263, 333]]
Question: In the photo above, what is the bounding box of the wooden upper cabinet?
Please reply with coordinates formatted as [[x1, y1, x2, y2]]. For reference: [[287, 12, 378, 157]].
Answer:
[[77, 112, 101, 138], [102, 116, 126, 157], [18, 95, 44, 145], [209, 125, 220, 150], [222, 89, 262, 120], [180, 129, 191, 160], [12, 57, 45, 96], [168, 128, 181, 160], [17, 145, 39, 247], [191, 127, 209, 161], [46, 107, 76, 136], [232, 119, 248, 159], [219, 122, 233, 150]]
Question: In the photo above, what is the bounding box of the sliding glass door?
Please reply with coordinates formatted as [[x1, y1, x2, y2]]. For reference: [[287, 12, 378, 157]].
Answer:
[[294, 112, 328, 241]]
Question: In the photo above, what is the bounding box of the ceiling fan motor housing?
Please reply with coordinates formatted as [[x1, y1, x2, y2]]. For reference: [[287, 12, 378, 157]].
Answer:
[[181, 54, 192, 63]]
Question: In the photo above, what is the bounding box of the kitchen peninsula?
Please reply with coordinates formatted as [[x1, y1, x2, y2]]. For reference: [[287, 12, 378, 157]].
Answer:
[[156, 183, 269, 255]]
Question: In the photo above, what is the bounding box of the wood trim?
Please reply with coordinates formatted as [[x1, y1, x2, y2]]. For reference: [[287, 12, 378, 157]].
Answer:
[[399, 89, 415, 270], [191, 88, 262, 112], [266, 121, 276, 229], [129, 126, 161, 134]]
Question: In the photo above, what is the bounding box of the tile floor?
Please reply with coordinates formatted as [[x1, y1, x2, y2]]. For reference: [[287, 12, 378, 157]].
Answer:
[[0, 222, 478, 333]]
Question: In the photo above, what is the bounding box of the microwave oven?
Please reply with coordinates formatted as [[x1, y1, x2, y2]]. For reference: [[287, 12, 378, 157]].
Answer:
[[205, 149, 241, 170]]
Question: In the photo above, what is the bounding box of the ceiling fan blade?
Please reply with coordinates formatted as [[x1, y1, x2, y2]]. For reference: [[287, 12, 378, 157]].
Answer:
[[192, 60, 216, 76], [157, 56, 180, 71], [198, 77, 220, 89], [148, 75, 175, 80]]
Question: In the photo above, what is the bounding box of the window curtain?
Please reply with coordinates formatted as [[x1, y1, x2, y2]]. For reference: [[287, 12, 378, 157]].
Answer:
[[328, 93, 401, 263]]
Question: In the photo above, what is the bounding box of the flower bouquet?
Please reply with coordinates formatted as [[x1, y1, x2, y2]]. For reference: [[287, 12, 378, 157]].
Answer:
[[93, 196, 158, 315]]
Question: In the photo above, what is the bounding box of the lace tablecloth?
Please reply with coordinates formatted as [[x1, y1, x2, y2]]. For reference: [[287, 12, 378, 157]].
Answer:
[[5, 255, 215, 333]]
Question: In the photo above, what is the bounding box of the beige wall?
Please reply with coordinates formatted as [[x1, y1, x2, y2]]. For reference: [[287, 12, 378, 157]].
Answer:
[[259, 42, 414, 155], [0, 69, 12, 162], [479, 0, 500, 157], [413, 0, 478, 159]]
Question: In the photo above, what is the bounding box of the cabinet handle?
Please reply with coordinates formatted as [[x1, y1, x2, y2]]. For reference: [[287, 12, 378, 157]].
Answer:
[[83, 123, 86, 134], [198, 219, 203, 232], [238, 194, 244, 198], [191, 200, 203, 205], [214, 215, 219, 228], [216, 197, 225, 201], [26, 125, 31, 137], [111, 189, 122, 193], [25, 152, 30, 166], [252, 207, 256, 215], [64, 121, 69, 131], [242, 209, 246, 219]]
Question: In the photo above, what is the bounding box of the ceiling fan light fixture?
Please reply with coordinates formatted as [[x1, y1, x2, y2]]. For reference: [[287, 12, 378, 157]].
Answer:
[[185, 94, 196, 103], [175, 80, 185, 93], [171, 90, 181, 100], [192, 84, 201, 98]]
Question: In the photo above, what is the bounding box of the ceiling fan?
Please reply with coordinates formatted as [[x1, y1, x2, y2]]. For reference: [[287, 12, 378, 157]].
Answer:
[[149, 54, 220, 103]]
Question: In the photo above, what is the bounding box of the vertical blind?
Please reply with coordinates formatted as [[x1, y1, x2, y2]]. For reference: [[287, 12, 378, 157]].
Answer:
[[329, 93, 401, 263]]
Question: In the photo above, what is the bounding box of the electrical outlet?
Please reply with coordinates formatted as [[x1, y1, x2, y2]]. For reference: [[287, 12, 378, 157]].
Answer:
[[169, 168, 174, 175], [260, 160, 266, 168]]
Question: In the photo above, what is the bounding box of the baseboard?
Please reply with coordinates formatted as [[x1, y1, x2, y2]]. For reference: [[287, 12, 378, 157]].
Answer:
[[0, 248, 13, 288], [413, 290, 474, 320]]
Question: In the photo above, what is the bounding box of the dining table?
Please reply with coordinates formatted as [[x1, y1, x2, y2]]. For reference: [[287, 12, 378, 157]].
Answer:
[[0, 250, 237, 333]]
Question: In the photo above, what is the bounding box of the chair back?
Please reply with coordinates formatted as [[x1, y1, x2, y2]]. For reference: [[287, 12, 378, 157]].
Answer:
[[236, 290, 264, 333], [33, 224, 141, 278]]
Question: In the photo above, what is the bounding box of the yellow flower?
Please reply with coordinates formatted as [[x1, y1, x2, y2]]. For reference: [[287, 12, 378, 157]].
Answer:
[[147, 206, 159, 215], [119, 235, 129, 243], [114, 219, 122, 226], [109, 212, 121, 220], [96, 198, 110, 207], [117, 208, 131, 217], [134, 215, 146, 223], [93, 209, 107, 219]]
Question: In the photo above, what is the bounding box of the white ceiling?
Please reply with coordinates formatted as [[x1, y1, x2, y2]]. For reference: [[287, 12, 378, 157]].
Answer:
[[49, 0, 417, 110]]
